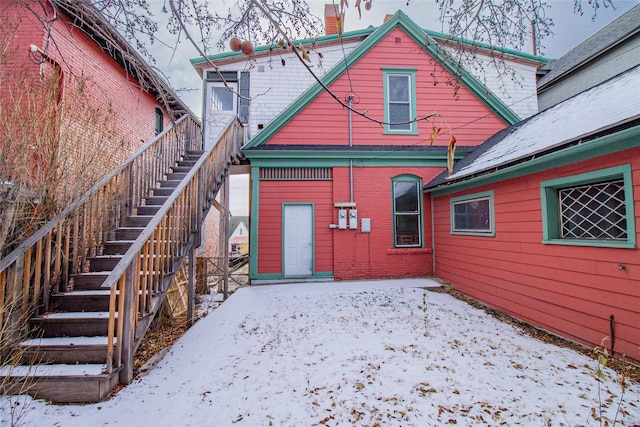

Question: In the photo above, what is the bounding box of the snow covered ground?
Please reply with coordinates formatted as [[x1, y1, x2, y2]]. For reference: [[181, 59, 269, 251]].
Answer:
[[2, 278, 639, 426]]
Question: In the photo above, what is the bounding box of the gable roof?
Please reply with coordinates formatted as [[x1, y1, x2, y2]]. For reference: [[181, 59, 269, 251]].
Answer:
[[242, 10, 521, 150], [230, 216, 249, 234], [191, 23, 546, 71], [537, 3, 640, 90], [52, 0, 195, 120], [425, 65, 640, 191]]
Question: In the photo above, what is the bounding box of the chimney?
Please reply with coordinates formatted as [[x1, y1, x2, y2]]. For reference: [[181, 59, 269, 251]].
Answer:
[[325, 4, 339, 36]]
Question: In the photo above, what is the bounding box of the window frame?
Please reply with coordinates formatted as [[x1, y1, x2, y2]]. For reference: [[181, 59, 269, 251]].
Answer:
[[450, 191, 495, 236], [540, 165, 636, 248], [154, 107, 164, 135], [391, 175, 423, 248], [382, 68, 418, 135]]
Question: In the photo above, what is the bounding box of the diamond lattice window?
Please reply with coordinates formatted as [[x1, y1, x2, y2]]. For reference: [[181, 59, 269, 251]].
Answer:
[[559, 179, 627, 240]]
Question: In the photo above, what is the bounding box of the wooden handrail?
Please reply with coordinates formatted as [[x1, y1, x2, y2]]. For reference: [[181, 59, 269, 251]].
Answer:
[[0, 114, 202, 350], [103, 114, 243, 381]]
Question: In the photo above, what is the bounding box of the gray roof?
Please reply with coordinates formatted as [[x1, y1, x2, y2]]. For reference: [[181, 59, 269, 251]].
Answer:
[[537, 3, 640, 90], [426, 65, 640, 189]]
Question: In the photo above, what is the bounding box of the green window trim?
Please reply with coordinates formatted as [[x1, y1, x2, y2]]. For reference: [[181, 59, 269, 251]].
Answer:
[[382, 68, 418, 135], [450, 190, 496, 236], [540, 165, 636, 248], [392, 175, 423, 248]]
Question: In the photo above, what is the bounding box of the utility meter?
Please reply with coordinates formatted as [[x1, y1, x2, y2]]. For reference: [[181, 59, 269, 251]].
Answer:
[[349, 209, 358, 229], [338, 209, 347, 229]]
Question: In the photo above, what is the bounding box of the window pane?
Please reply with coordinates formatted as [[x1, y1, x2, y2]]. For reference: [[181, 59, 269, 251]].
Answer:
[[453, 198, 491, 231], [559, 179, 626, 239], [394, 181, 418, 213], [211, 87, 234, 111], [388, 75, 409, 102], [389, 103, 411, 130], [395, 215, 420, 246]]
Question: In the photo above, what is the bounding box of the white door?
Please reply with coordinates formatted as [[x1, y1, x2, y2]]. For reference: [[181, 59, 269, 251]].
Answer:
[[284, 204, 313, 277]]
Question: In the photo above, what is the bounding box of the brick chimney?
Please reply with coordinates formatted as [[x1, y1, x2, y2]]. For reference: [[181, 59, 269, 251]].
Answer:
[[325, 4, 339, 35]]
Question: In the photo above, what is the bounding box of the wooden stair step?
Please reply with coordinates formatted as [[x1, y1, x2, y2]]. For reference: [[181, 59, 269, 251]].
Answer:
[[165, 172, 187, 180], [145, 195, 168, 205], [152, 187, 174, 196], [30, 312, 115, 337], [171, 165, 192, 173], [50, 290, 114, 312], [114, 227, 144, 240], [137, 205, 161, 216], [88, 255, 122, 272], [18, 336, 116, 364], [103, 240, 134, 255], [185, 150, 204, 159], [1, 364, 120, 403], [72, 272, 109, 290], [176, 159, 196, 167], [127, 215, 154, 227], [159, 179, 182, 188]]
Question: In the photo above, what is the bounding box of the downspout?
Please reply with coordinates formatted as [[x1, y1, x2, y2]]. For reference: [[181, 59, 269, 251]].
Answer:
[[431, 195, 436, 276], [348, 94, 354, 203]]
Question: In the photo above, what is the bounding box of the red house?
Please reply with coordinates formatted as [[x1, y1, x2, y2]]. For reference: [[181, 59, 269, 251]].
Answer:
[[425, 65, 640, 362], [241, 12, 539, 282]]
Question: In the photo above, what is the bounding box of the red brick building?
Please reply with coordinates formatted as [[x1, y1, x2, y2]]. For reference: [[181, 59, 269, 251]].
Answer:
[[1, 0, 191, 179]]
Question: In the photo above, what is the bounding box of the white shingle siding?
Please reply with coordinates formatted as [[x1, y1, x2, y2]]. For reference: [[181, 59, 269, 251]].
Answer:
[[444, 48, 540, 119], [205, 41, 360, 140]]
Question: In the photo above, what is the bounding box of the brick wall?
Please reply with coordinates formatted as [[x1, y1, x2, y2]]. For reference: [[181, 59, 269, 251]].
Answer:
[[4, 1, 169, 173]]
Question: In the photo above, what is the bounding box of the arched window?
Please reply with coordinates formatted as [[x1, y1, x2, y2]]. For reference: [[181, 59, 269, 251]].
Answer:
[[391, 175, 423, 247]]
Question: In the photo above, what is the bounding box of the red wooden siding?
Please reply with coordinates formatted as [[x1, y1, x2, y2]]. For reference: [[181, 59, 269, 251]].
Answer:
[[266, 27, 508, 148], [432, 147, 640, 362]]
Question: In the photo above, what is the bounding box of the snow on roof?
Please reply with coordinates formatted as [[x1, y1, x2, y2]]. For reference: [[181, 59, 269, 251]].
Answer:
[[446, 65, 640, 181]]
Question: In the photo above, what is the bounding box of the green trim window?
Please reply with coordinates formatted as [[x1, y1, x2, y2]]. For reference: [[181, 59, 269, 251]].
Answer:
[[383, 68, 417, 135], [392, 176, 423, 247], [541, 165, 636, 248], [450, 191, 495, 236]]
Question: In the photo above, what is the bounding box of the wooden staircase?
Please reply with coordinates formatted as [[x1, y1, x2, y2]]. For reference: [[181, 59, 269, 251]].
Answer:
[[1, 115, 243, 402]]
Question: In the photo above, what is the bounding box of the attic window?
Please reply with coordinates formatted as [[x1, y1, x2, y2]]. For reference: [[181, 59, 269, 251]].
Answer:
[[394, 37, 402, 44]]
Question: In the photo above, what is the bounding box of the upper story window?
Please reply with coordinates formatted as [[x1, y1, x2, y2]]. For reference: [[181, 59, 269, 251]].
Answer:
[[392, 175, 423, 247], [382, 68, 417, 135], [154, 107, 163, 135], [450, 191, 495, 236], [205, 71, 250, 124], [541, 165, 635, 248]]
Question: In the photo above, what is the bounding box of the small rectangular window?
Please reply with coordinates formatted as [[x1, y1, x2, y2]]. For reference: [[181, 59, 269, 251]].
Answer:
[[393, 179, 422, 247], [154, 107, 163, 135], [450, 191, 495, 236], [541, 165, 635, 248]]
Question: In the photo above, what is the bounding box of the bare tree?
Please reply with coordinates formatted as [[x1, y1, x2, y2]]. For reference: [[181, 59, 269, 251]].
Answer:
[[0, 15, 124, 256]]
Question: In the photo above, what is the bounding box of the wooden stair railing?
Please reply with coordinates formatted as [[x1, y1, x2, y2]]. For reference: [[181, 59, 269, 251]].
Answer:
[[0, 114, 243, 403]]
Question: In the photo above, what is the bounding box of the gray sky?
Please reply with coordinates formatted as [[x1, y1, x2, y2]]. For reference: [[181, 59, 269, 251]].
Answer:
[[146, 0, 639, 216]]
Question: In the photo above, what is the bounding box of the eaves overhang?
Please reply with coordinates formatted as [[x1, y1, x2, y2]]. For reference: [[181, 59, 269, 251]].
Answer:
[[424, 122, 640, 197], [243, 144, 473, 167]]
